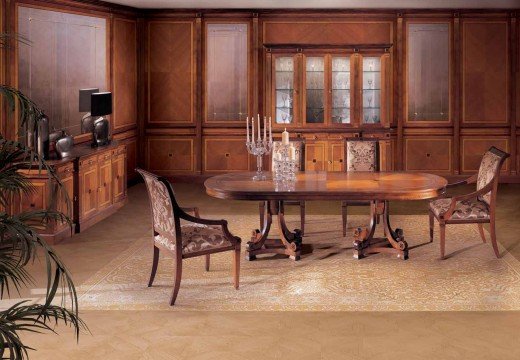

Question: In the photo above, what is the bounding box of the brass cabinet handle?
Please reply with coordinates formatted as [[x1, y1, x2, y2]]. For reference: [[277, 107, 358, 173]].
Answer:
[[426, 153, 431, 158], [225, 153, 230, 157], [88, 189, 92, 194], [339, 159, 343, 163], [312, 159, 317, 163], [168, 153, 173, 157]]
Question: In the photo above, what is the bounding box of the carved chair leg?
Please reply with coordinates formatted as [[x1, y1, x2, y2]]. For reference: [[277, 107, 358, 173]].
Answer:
[[477, 223, 487, 243], [489, 219, 500, 258], [148, 246, 160, 287], [233, 246, 240, 290], [169, 258, 182, 306], [429, 211, 434, 243], [439, 223, 446, 260], [300, 201, 305, 236], [342, 201, 347, 237], [259, 201, 265, 229], [205, 254, 210, 271]]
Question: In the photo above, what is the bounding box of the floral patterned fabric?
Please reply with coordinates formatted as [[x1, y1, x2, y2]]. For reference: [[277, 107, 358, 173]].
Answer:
[[429, 198, 489, 220], [346, 141, 377, 172], [476, 151, 502, 205], [271, 141, 303, 170], [155, 224, 231, 254], [142, 174, 176, 236]]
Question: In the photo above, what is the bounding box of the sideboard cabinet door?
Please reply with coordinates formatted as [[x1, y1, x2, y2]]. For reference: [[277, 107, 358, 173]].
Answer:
[[97, 151, 113, 210], [112, 146, 127, 203], [79, 156, 99, 221]]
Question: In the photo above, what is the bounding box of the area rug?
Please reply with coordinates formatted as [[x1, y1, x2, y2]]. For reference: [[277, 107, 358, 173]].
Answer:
[[77, 215, 520, 311]]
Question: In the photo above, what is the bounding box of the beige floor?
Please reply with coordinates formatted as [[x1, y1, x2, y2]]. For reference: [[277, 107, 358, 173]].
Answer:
[[17, 182, 520, 359]]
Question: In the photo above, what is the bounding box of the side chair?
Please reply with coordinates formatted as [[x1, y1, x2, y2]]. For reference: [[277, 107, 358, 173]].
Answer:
[[259, 139, 306, 234], [136, 168, 241, 306], [428, 146, 509, 259], [342, 138, 380, 237]]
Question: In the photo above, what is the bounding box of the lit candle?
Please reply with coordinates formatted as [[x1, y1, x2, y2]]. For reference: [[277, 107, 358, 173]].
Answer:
[[252, 118, 255, 143], [246, 117, 250, 143], [289, 145, 296, 161], [257, 114, 261, 142], [282, 128, 289, 145], [263, 116, 267, 142]]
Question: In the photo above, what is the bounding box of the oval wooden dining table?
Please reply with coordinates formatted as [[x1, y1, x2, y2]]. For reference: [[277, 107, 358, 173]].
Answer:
[[205, 171, 447, 261]]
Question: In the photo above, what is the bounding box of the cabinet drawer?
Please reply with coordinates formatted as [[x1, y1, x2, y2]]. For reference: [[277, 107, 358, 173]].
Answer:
[[204, 138, 250, 172], [79, 155, 98, 171], [98, 151, 113, 163], [404, 137, 452, 172], [146, 137, 194, 173], [461, 137, 510, 173]]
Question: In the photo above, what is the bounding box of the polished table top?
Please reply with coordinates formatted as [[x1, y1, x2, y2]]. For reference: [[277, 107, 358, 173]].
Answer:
[[205, 171, 447, 201]]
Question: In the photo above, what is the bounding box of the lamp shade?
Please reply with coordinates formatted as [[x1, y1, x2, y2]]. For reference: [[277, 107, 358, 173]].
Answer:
[[91, 92, 112, 117], [79, 88, 99, 112]]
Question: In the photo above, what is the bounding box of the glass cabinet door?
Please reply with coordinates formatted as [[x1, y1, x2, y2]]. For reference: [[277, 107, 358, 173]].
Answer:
[[274, 56, 295, 125], [331, 56, 351, 124], [361, 57, 381, 124], [305, 56, 325, 124], [205, 23, 248, 122]]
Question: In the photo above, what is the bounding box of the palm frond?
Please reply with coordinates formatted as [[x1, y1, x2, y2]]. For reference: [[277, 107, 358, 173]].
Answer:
[[0, 301, 87, 360], [0, 86, 43, 133], [0, 33, 32, 49]]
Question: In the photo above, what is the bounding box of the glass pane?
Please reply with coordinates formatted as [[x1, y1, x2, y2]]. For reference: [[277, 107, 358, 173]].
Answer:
[[362, 57, 381, 124], [305, 57, 325, 124], [274, 57, 295, 124], [331, 57, 351, 124], [206, 23, 248, 122], [407, 23, 449, 121]]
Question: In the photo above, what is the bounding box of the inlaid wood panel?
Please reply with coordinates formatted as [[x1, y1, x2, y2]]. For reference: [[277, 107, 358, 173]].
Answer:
[[203, 138, 250, 172], [305, 141, 327, 171], [123, 137, 137, 181], [97, 154, 113, 210], [263, 21, 392, 45], [328, 141, 345, 171], [147, 21, 194, 124], [113, 18, 137, 132], [461, 137, 510, 173], [112, 148, 126, 202], [205, 23, 248, 122], [462, 21, 509, 124], [406, 22, 450, 123], [79, 156, 99, 220], [404, 137, 452, 173], [17, 6, 107, 137], [146, 137, 194, 173]]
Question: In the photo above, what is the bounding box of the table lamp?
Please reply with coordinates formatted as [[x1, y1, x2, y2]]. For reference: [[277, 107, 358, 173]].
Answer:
[[79, 88, 99, 133], [91, 92, 112, 147]]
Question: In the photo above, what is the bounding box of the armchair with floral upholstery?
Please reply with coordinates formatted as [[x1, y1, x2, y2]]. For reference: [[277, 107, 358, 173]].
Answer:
[[136, 168, 241, 306], [429, 147, 509, 259]]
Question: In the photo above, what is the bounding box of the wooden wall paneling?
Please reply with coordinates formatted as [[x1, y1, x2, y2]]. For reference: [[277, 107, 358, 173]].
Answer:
[[453, 15, 461, 175], [253, 14, 259, 116], [461, 136, 510, 173], [404, 136, 452, 173], [263, 20, 393, 45], [0, 0, 5, 138], [146, 136, 195, 174], [147, 19, 194, 125], [195, 15, 202, 174], [112, 17, 137, 133], [113, 130, 138, 181], [396, 14, 404, 170], [462, 19, 509, 125], [136, 18, 146, 172], [510, 14, 517, 175], [203, 137, 251, 172]]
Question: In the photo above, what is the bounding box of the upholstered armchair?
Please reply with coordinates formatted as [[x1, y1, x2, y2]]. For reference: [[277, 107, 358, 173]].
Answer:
[[342, 139, 379, 237], [429, 147, 509, 259], [259, 139, 306, 234], [136, 168, 241, 306]]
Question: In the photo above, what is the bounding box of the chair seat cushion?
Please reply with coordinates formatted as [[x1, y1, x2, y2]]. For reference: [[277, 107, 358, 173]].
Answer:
[[154, 223, 232, 254], [429, 198, 489, 220]]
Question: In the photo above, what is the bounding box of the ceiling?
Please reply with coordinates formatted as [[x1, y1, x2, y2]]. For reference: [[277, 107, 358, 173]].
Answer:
[[105, 0, 520, 9]]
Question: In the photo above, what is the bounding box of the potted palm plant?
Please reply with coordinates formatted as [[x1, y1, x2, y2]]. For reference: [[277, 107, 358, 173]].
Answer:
[[0, 33, 85, 359]]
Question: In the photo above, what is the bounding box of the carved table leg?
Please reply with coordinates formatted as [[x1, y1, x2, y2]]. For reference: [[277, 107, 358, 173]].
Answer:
[[246, 200, 303, 261], [352, 201, 409, 260]]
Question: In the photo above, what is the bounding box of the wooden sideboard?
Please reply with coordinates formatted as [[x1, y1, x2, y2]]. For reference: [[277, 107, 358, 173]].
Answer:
[[11, 143, 127, 244]]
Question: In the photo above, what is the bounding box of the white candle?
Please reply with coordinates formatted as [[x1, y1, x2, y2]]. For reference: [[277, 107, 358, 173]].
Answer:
[[269, 117, 272, 142], [257, 114, 261, 142], [282, 128, 289, 145], [289, 146, 296, 161], [246, 117, 250, 143], [252, 118, 255, 143], [263, 116, 267, 142]]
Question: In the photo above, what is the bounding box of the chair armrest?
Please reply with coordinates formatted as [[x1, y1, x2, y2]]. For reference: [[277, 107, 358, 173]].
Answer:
[[178, 210, 239, 245], [442, 181, 494, 219], [446, 174, 477, 188], [181, 207, 200, 217]]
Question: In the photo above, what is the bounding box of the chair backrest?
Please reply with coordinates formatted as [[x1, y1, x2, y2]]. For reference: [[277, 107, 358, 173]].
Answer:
[[272, 140, 305, 171], [476, 147, 509, 205], [136, 168, 179, 247], [344, 138, 379, 172]]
